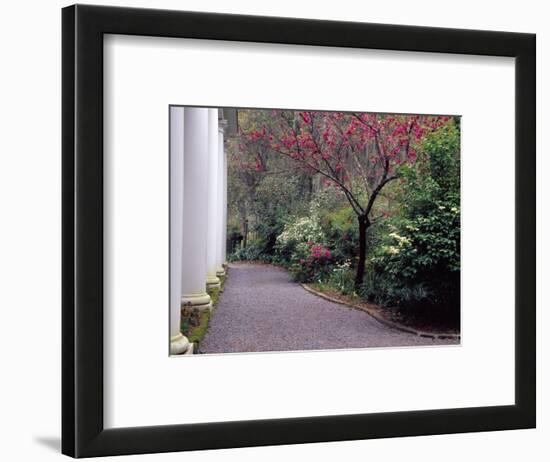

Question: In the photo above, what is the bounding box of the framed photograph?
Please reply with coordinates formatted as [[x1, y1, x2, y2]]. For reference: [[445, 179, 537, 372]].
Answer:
[[62, 4, 536, 458]]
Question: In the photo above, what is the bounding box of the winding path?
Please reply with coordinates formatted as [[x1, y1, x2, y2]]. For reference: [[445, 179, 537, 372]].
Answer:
[[200, 262, 459, 354]]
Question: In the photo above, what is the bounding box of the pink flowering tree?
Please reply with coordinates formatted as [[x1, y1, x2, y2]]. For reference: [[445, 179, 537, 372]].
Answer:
[[240, 110, 451, 288]]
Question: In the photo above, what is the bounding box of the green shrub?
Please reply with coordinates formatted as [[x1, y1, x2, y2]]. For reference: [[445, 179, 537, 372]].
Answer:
[[326, 260, 356, 296], [365, 119, 461, 314], [370, 201, 460, 310], [319, 206, 360, 263], [275, 204, 326, 264], [360, 263, 431, 307], [288, 242, 333, 283], [230, 242, 271, 262]]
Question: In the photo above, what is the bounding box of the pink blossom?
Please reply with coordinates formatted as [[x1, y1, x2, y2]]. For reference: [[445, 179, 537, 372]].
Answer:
[[299, 112, 311, 124]]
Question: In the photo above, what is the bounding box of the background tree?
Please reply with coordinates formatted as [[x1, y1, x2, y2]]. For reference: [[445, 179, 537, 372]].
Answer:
[[228, 110, 310, 258]]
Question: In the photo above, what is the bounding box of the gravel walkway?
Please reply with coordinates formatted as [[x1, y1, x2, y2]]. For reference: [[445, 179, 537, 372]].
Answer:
[[200, 262, 459, 354]]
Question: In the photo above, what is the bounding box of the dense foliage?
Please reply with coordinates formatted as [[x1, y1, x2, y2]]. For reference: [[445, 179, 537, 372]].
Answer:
[[367, 121, 460, 314], [227, 109, 461, 323]]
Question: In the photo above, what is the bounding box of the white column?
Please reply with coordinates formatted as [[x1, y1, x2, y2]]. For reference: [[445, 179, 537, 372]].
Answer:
[[216, 122, 227, 277], [181, 107, 212, 311], [222, 136, 228, 265], [169, 107, 190, 355], [205, 109, 221, 289]]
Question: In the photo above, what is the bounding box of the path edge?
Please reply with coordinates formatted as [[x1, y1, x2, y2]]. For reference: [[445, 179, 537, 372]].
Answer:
[[301, 283, 460, 340]]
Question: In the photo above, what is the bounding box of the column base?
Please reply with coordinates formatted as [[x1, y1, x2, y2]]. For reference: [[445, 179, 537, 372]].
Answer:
[[170, 332, 191, 355], [215, 266, 226, 277], [181, 292, 212, 312], [206, 273, 221, 290]]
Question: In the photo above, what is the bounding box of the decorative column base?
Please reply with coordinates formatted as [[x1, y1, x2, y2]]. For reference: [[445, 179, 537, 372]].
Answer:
[[181, 292, 212, 312], [216, 266, 226, 278], [206, 273, 221, 290], [170, 332, 192, 355]]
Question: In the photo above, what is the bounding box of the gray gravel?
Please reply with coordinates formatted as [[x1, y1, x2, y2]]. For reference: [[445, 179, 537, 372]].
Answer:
[[200, 262, 459, 354]]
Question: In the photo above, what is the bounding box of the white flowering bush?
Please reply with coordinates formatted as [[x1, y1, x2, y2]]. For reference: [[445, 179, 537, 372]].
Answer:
[[328, 260, 355, 295], [275, 205, 326, 262], [276, 216, 325, 248], [367, 199, 460, 309], [373, 228, 413, 267]]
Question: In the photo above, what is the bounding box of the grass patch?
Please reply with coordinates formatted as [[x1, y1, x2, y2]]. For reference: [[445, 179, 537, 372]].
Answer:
[[181, 267, 229, 351], [208, 287, 220, 305], [309, 281, 360, 301], [186, 309, 212, 348]]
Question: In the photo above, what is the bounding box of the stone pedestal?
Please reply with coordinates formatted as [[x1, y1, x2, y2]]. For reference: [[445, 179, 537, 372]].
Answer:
[[170, 332, 191, 355]]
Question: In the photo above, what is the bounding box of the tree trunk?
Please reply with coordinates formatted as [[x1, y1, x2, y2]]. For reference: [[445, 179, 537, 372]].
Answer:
[[243, 219, 249, 248], [355, 214, 369, 289], [307, 175, 313, 201]]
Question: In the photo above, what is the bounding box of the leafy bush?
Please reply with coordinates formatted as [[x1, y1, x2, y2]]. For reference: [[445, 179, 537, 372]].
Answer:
[[359, 268, 431, 307], [250, 202, 288, 257], [288, 242, 333, 283], [248, 173, 307, 258], [319, 206, 359, 263], [326, 260, 356, 296], [230, 242, 271, 262], [366, 120, 461, 314], [275, 204, 326, 263], [371, 202, 460, 309]]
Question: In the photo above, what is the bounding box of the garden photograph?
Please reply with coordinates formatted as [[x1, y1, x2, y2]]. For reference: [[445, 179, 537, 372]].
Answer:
[[169, 106, 461, 356]]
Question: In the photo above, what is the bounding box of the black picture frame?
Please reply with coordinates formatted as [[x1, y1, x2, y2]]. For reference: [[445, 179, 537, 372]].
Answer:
[[62, 4, 536, 458]]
